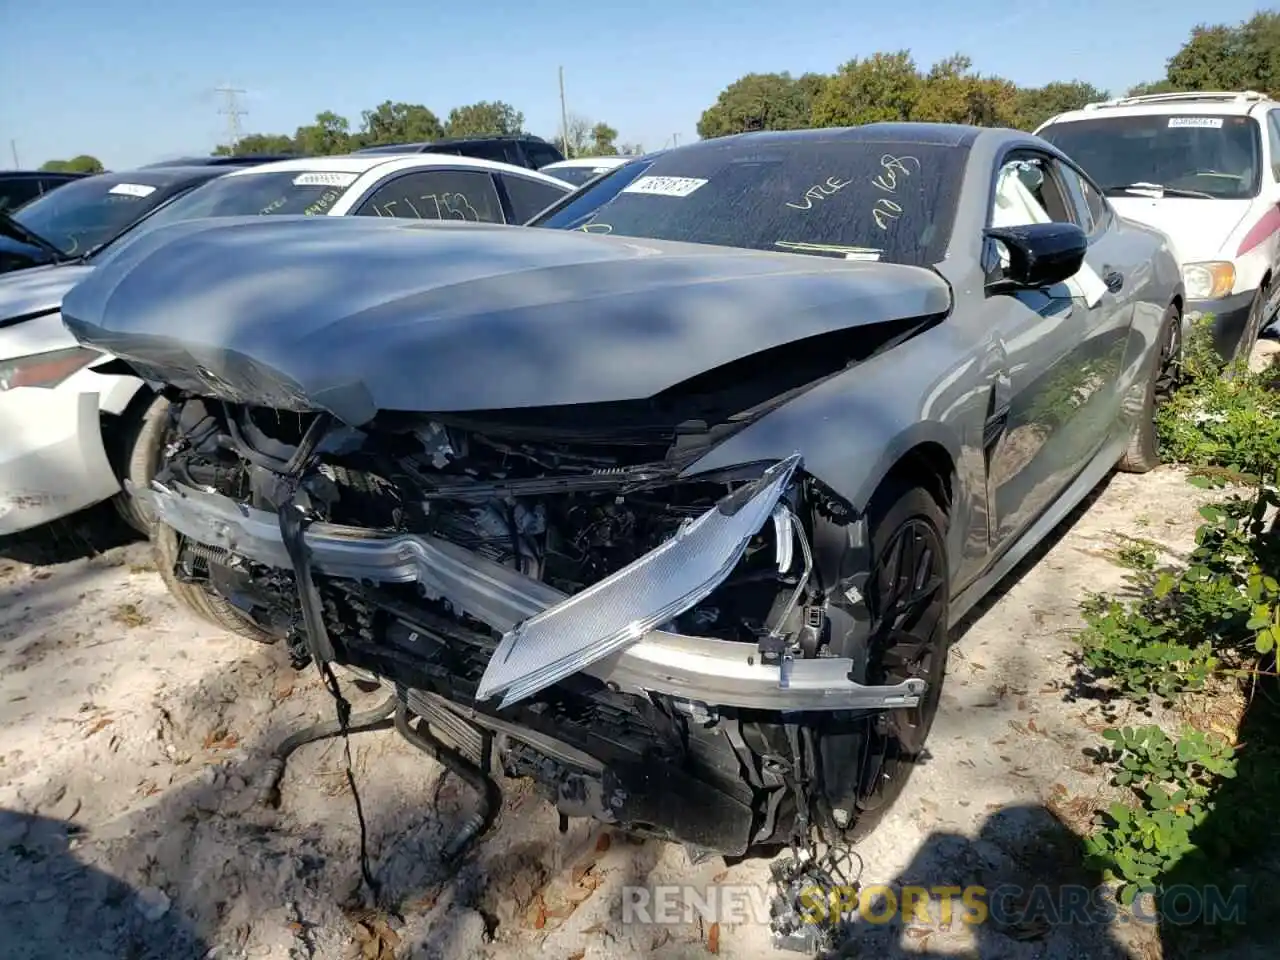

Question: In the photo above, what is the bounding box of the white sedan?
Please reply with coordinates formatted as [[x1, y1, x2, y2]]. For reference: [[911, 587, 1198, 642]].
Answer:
[[538, 156, 633, 188], [0, 154, 575, 537]]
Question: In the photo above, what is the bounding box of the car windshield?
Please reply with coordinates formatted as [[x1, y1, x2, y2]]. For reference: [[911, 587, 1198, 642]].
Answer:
[[10, 174, 182, 256], [130, 171, 361, 238], [531, 138, 966, 266], [1038, 114, 1262, 200]]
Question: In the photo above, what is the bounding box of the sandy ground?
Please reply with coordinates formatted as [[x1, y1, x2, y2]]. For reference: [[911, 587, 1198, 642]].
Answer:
[[0, 463, 1259, 960]]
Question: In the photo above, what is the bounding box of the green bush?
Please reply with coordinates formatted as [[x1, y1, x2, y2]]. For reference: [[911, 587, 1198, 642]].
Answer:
[[1084, 725, 1236, 903], [1076, 313, 1278, 911]]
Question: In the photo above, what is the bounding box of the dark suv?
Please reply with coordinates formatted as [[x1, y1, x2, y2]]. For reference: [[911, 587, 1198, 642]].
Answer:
[[353, 135, 565, 170], [0, 170, 91, 213]]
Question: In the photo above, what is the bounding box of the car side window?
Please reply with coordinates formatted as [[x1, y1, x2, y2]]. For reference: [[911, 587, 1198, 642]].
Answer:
[[990, 155, 1079, 230], [527, 143, 563, 169], [457, 141, 510, 164], [353, 170, 504, 223], [1053, 160, 1110, 238], [1267, 110, 1280, 181], [502, 175, 570, 223], [0, 178, 44, 213]]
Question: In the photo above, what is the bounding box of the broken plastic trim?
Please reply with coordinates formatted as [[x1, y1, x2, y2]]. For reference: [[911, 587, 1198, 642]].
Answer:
[[130, 477, 926, 712], [477, 454, 801, 707]]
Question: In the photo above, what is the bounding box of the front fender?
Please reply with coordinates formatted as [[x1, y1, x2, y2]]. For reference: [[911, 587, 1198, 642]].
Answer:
[[681, 328, 978, 516]]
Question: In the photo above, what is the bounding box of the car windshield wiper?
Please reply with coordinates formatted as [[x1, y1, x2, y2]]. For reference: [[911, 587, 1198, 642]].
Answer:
[[0, 210, 73, 262], [1103, 182, 1216, 199]]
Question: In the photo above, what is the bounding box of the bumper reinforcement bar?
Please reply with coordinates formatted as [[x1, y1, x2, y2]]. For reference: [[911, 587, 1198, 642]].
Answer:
[[131, 478, 925, 712]]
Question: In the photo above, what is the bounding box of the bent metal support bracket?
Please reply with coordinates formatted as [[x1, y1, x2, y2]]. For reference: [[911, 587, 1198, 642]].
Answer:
[[129, 475, 926, 713]]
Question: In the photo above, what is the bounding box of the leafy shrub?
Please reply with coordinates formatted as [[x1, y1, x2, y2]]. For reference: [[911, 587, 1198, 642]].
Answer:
[[1084, 725, 1236, 903], [1077, 313, 1278, 910]]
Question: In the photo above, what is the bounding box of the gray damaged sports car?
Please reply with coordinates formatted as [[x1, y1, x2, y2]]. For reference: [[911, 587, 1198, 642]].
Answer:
[[61, 124, 1183, 860]]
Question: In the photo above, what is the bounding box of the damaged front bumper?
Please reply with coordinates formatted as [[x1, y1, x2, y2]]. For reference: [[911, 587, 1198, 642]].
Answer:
[[131, 474, 925, 713]]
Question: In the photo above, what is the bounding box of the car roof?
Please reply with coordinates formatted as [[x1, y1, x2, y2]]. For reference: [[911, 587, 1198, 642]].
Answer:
[[73, 166, 232, 188], [138, 154, 303, 168], [542, 156, 631, 169], [0, 170, 94, 180], [680, 123, 985, 153], [1040, 90, 1280, 128], [220, 153, 569, 182]]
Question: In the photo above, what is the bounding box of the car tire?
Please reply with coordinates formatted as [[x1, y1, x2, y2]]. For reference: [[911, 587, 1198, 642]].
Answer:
[[825, 481, 950, 843], [1118, 303, 1180, 474], [1228, 279, 1270, 373], [152, 519, 279, 645], [111, 394, 171, 535]]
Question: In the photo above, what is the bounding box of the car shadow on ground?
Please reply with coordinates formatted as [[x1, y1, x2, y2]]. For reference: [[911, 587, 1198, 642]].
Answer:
[[829, 803, 1135, 958], [0, 501, 142, 567], [0, 809, 211, 960]]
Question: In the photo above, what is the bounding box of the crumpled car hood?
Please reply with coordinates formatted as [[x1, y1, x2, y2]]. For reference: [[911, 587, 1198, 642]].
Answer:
[[61, 215, 952, 425]]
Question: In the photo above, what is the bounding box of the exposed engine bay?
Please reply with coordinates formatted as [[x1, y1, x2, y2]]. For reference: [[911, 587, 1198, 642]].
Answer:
[[138, 384, 927, 878]]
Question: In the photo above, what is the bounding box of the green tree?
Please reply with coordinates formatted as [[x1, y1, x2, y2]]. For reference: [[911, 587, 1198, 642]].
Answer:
[[1165, 13, 1280, 95], [213, 133, 296, 157], [810, 52, 921, 127], [1125, 78, 1180, 97], [293, 111, 352, 156], [590, 122, 619, 155], [39, 154, 104, 174], [357, 101, 444, 146], [444, 101, 524, 138], [1014, 80, 1110, 130], [697, 71, 826, 138], [557, 114, 586, 157], [912, 54, 1019, 127]]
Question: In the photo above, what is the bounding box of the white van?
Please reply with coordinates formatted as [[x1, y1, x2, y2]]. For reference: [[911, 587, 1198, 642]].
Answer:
[[1037, 90, 1280, 364]]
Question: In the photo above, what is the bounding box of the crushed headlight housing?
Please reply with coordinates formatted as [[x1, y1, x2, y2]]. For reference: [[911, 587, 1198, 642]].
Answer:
[[0, 346, 100, 391], [476, 453, 803, 708], [1182, 261, 1236, 300]]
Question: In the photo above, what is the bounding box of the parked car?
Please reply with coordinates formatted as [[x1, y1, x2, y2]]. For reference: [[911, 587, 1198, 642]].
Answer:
[[60, 124, 1185, 858], [537, 155, 633, 187], [0, 154, 574, 538], [0, 165, 240, 277], [137, 154, 304, 168], [352, 134, 565, 170], [1037, 89, 1280, 363], [0, 170, 90, 214]]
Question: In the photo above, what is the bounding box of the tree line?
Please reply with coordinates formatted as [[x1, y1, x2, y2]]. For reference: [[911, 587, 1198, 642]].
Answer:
[[37, 12, 1280, 172], [211, 100, 638, 159], [696, 12, 1279, 137]]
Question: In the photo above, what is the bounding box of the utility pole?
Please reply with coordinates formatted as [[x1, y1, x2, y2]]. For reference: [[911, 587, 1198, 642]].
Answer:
[[558, 66, 570, 158], [215, 85, 247, 151], [9, 140, 18, 168], [672, 133, 680, 147]]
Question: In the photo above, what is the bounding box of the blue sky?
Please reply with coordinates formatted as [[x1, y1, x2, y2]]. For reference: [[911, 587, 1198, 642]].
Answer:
[[0, 0, 1268, 169]]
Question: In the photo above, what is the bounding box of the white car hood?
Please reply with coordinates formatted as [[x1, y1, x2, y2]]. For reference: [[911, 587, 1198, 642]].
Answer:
[[1109, 196, 1252, 264], [0, 264, 95, 362], [0, 263, 95, 323]]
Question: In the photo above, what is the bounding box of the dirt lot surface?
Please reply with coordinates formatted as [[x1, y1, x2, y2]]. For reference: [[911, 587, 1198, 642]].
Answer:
[[0, 466, 1256, 960]]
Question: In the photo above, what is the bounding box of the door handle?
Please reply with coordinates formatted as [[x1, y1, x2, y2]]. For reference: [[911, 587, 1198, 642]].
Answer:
[[1102, 268, 1124, 293]]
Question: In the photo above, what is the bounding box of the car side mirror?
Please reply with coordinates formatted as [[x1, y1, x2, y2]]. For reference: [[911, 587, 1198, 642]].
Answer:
[[984, 222, 1087, 291]]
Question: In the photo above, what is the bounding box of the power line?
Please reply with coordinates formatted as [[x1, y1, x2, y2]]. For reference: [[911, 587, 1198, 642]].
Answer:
[[215, 85, 247, 149]]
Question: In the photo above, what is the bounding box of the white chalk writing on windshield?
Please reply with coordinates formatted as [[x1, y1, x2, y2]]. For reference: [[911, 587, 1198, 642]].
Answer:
[[785, 176, 853, 211], [870, 155, 919, 230]]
